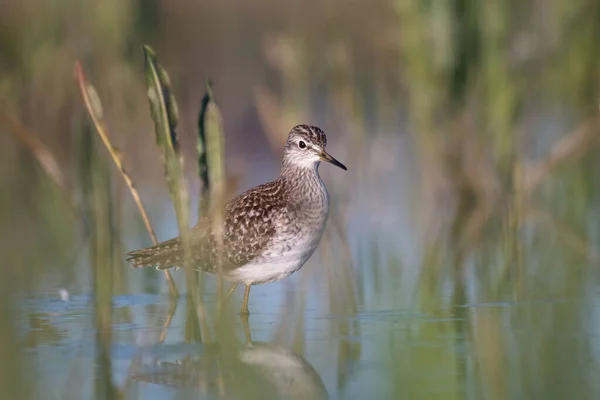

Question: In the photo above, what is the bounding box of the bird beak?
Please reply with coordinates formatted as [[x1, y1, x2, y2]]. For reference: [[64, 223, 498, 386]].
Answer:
[[318, 149, 347, 171]]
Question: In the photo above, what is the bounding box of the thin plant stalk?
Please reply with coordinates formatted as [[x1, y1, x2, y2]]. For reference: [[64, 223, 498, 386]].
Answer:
[[0, 109, 65, 190], [78, 121, 118, 399], [158, 296, 178, 344], [75, 62, 179, 297], [0, 109, 88, 230]]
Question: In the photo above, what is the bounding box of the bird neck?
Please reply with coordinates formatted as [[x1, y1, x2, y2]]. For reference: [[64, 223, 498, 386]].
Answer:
[[278, 161, 325, 199]]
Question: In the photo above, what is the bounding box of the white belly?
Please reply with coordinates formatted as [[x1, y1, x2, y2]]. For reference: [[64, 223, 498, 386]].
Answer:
[[226, 232, 321, 285]]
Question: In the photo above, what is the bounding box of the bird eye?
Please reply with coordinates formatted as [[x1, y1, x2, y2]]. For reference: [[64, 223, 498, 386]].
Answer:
[[298, 141, 306, 149]]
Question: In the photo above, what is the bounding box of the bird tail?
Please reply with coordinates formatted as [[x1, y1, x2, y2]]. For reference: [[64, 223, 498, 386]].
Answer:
[[126, 237, 184, 270]]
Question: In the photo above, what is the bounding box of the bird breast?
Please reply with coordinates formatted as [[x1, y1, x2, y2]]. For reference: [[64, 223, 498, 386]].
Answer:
[[227, 178, 329, 285], [262, 183, 329, 273]]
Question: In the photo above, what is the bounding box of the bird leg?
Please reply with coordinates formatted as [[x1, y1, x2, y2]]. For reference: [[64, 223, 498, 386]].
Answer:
[[240, 285, 251, 315], [240, 313, 252, 344], [227, 283, 238, 298]]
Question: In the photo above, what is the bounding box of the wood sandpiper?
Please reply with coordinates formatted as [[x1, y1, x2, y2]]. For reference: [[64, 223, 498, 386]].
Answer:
[[127, 125, 347, 314]]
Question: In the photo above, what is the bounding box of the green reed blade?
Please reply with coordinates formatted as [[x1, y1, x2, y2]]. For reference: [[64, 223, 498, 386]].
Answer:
[[142, 44, 188, 227], [142, 45, 200, 308], [197, 82, 226, 220], [197, 87, 210, 204], [196, 82, 226, 299], [143, 45, 179, 155], [204, 84, 226, 202], [142, 45, 188, 226]]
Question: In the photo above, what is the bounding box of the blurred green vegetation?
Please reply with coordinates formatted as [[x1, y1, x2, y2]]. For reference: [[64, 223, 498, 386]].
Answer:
[[2, 0, 600, 399]]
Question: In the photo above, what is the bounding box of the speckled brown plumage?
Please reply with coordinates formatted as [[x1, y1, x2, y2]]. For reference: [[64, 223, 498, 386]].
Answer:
[[126, 124, 346, 289], [126, 179, 288, 272]]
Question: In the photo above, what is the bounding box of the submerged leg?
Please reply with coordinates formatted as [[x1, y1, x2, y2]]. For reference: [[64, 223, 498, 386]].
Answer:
[[227, 283, 238, 298], [240, 285, 251, 315]]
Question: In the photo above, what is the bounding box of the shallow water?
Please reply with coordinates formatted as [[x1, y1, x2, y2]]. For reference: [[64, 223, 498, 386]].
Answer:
[[14, 133, 600, 400], [20, 276, 600, 399]]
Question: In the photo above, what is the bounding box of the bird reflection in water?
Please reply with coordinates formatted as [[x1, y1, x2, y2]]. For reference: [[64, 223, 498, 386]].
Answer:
[[130, 336, 328, 399]]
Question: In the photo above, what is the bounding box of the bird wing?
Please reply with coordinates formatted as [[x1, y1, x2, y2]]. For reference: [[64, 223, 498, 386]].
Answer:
[[214, 180, 288, 271], [127, 180, 288, 272]]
